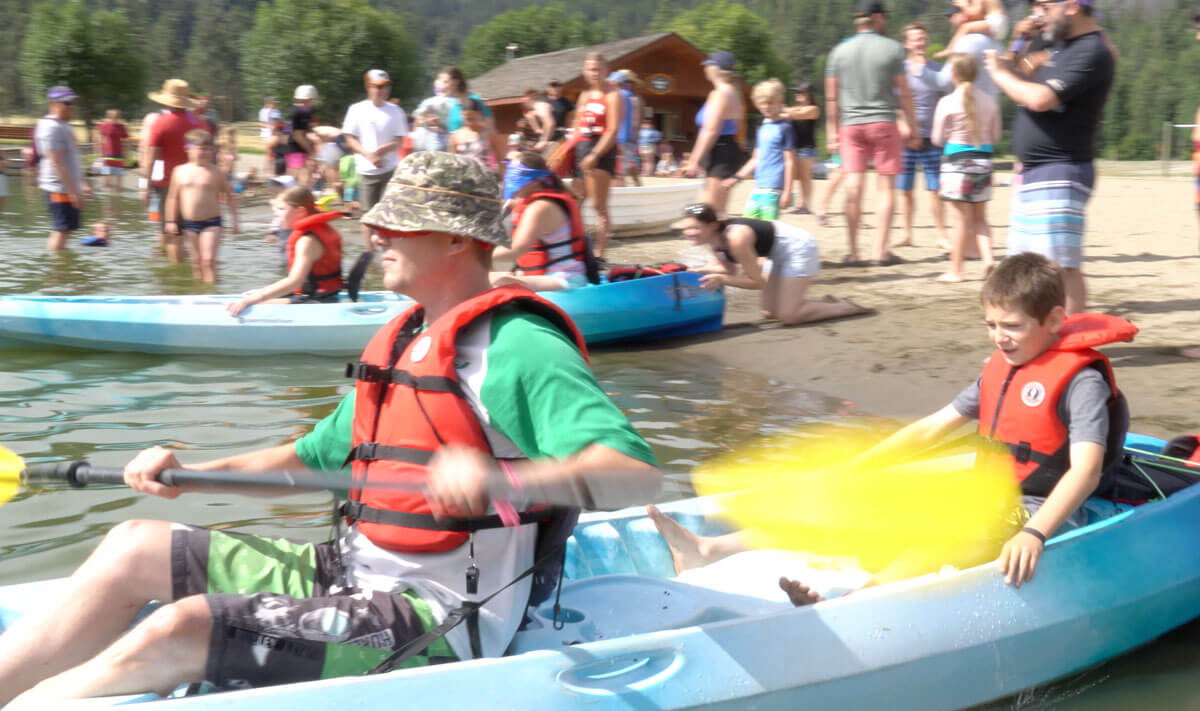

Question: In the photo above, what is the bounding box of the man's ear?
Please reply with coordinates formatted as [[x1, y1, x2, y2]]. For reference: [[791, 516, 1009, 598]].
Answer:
[[1045, 305, 1067, 334], [445, 232, 472, 256]]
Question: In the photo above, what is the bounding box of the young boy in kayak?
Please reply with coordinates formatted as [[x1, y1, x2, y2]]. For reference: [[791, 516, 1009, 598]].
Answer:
[[491, 151, 594, 291], [226, 185, 343, 315], [650, 253, 1134, 599], [165, 130, 239, 284], [0, 153, 659, 707]]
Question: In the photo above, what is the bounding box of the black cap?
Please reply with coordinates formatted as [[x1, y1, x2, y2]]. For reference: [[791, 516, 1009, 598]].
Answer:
[[854, 0, 887, 17]]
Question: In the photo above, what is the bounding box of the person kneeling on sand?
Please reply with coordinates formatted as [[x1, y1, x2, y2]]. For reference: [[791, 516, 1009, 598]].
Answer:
[[673, 203, 869, 325], [164, 130, 239, 284], [491, 151, 595, 292], [649, 253, 1135, 603]]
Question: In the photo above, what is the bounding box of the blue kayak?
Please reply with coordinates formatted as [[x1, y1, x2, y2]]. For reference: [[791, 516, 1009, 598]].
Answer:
[[0, 273, 724, 355], [0, 434, 1196, 709]]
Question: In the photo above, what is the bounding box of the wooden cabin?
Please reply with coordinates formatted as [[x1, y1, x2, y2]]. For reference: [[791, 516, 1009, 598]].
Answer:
[[469, 33, 751, 158]]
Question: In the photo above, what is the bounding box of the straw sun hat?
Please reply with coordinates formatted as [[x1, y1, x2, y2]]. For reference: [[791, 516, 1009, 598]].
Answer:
[[148, 79, 198, 110]]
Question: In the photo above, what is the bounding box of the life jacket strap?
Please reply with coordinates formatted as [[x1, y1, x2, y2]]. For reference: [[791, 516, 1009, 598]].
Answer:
[[340, 499, 553, 532], [348, 442, 433, 465], [367, 533, 570, 673], [345, 362, 466, 396]]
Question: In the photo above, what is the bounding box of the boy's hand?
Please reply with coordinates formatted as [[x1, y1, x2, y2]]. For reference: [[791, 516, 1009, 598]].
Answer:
[[720, 176, 739, 190], [779, 191, 792, 209], [699, 273, 727, 290], [165, 221, 179, 235], [998, 529, 1044, 587]]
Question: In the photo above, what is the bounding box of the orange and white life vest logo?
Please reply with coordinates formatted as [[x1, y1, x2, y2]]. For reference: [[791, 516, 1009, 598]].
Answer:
[[1021, 381, 1046, 408], [410, 335, 432, 363]]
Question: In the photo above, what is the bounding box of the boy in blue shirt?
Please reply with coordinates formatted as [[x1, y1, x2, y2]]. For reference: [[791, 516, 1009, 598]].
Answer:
[[725, 79, 794, 219]]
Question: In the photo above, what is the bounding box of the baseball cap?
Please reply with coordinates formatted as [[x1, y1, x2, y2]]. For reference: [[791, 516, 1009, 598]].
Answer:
[[700, 51, 736, 70], [46, 85, 78, 102], [854, 0, 888, 17], [364, 69, 391, 86], [362, 152, 509, 247]]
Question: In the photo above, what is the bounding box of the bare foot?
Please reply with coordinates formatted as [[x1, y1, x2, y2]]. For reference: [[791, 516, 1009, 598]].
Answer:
[[779, 577, 825, 607], [937, 238, 952, 252], [894, 235, 913, 247], [1181, 347, 1200, 359], [840, 298, 872, 316], [647, 505, 711, 573], [934, 273, 965, 283]]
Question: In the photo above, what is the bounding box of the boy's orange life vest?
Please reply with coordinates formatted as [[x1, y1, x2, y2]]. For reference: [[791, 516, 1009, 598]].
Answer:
[[344, 286, 589, 554], [977, 313, 1137, 496], [286, 210, 344, 296], [512, 190, 590, 276]]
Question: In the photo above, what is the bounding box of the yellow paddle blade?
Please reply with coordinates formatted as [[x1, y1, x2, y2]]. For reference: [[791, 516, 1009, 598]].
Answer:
[[0, 445, 24, 505], [693, 425, 1021, 574]]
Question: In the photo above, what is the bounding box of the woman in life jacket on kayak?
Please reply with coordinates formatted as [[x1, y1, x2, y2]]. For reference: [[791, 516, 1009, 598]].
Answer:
[[672, 202, 870, 325], [227, 186, 344, 316], [492, 151, 598, 291]]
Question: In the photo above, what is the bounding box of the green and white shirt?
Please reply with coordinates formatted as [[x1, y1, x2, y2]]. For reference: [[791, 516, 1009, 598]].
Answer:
[[295, 306, 656, 659]]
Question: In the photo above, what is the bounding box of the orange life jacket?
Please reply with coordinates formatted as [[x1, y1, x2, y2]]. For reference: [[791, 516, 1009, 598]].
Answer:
[[978, 313, 1137, 496], [286, 211, 344, 297], [344, 286, 589, 554], [512, 191, 589, 276]]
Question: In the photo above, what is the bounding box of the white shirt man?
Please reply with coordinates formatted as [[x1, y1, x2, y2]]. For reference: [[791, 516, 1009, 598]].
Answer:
[[341, 68, 409, 246]]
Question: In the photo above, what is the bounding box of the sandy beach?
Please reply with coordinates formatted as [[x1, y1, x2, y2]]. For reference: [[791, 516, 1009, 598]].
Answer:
[[603, 169, 1200, 437]]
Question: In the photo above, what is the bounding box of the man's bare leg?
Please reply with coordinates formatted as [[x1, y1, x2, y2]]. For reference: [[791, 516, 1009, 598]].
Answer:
[[8, 596, 211, 707], [0, 520, 174, 705], [873, 173, 897, 261], [647, 505, 749, 574], [895, 189, 914, 246], [1062, 267, 1086, 314], [47, 230, 68, 251], [842, 172, 865, 261]]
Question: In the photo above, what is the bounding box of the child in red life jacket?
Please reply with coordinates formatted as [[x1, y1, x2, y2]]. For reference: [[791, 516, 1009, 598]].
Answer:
[[490, 151, 593, 291], [227, 185, 344, 316], [856, 253, 1135, 588]]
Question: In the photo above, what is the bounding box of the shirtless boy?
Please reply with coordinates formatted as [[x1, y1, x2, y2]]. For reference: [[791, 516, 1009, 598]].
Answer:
[[164, 130, 239, 284]]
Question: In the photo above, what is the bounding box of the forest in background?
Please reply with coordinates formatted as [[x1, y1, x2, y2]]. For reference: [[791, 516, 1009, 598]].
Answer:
[[1, 0, 1198, 159]]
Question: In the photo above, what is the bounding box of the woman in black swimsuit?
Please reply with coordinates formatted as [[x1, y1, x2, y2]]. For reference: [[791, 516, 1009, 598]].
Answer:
[[681, 51, 745, 218]]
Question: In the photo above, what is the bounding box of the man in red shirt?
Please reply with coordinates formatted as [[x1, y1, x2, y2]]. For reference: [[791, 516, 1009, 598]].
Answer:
[[142, 79, 210, 262], [93, 110, 129, 192]]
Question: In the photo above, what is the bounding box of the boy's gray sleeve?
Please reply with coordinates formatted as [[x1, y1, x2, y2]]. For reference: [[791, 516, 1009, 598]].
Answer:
[[1058, 368, 1112, 448], [951, 378, 982, 420]]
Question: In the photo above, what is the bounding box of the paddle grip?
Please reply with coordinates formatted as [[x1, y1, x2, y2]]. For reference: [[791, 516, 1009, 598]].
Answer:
[[21, 461, 104, 488]]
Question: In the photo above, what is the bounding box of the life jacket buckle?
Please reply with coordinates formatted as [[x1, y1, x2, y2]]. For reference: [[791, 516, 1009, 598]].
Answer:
[[354, 442, 379, 462], [1015, 441, 1032, 464], [346, 362, 390, 383]]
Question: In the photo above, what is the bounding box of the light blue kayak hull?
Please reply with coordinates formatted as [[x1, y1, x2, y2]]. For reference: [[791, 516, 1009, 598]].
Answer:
[[1, 435, 1196, 709], [0, 275, 724, 355]]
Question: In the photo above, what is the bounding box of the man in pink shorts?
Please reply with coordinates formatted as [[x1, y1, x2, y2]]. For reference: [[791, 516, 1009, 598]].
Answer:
[[825, 0, 921, 265]]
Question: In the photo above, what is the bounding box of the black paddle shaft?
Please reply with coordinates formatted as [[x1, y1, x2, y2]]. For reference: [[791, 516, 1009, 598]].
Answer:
[[20, 460, 662, 511], [22, 461, 353, 493]]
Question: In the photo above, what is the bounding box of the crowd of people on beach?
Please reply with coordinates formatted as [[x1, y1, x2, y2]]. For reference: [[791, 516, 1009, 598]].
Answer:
[[3, 0, 1200, 706]]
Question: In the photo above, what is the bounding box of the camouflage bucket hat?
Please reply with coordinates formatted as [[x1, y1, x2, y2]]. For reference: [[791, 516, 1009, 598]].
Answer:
[[362, 152, 509, 247]]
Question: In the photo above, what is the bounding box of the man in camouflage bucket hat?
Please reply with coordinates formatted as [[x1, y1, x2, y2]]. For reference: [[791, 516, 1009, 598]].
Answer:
[[362, 151, 509, 246], [0, 151, 659, 704]]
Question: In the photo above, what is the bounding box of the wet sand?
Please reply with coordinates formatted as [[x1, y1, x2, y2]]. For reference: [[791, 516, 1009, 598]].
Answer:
[[605, 170, 1200, 436]]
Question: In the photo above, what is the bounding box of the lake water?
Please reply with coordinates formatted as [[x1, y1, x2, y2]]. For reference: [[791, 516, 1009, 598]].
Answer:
[[0, 180, 1196, 708]]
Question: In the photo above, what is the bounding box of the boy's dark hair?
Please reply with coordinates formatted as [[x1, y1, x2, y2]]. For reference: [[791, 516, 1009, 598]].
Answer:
[[184, 129, 214, 146], [460, 97, 485, 114], [980, 253, 1065, 323]]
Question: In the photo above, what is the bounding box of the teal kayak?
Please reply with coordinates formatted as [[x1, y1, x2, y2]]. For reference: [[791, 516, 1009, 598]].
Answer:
[[0, 273, 725, 355], [0, 434, 1196, 709]]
